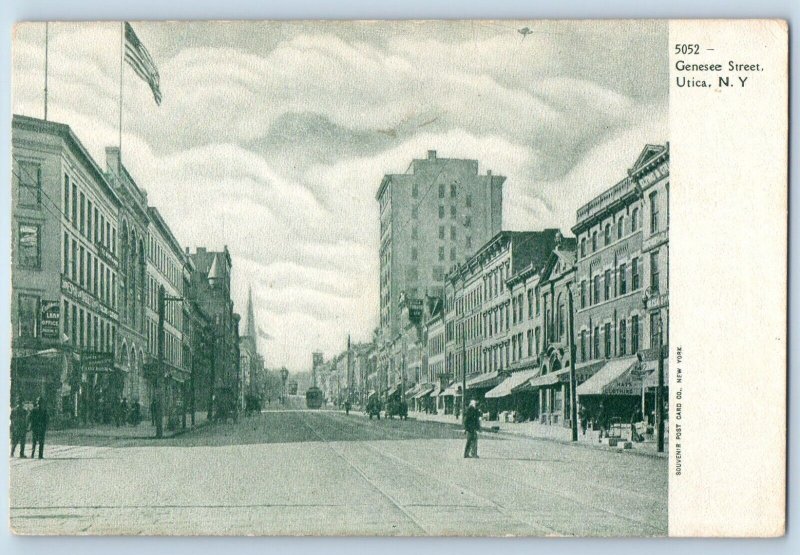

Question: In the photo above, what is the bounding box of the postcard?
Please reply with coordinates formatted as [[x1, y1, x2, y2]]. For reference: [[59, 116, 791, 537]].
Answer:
[[8, 19, 787, 536]]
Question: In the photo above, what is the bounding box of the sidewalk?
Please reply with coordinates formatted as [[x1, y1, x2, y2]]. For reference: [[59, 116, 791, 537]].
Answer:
[[49, 411, 210, 441], [404, 410, 668, 459]]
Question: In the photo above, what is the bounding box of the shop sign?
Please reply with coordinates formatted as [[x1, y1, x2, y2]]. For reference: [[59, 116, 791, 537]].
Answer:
[[61, 276, 118, 319], [81, 351, 114, 369], [40, 300, 60, 339]]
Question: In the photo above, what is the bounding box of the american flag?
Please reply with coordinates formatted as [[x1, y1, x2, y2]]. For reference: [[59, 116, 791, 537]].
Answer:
[[124, 22, 162, 105]]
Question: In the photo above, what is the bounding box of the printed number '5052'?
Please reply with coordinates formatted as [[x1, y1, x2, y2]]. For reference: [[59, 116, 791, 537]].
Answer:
[[675, 44, 700, 55]]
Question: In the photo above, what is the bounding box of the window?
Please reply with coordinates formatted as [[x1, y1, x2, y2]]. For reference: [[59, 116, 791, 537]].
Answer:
[[465, 194, 472, 207], [604, 224, 611, 246], [632, 315, 640, 352], [466, 236, 472, 249], [593, 326, 600, 359], [87, 200, 93, 242], [631, 207, 639, 232], [438, 205, 444, 219], [651, 312, 662, 348], [650, 251, 660, 292], [450, 226, 456, 240], [17, 161, 41, 207], [527, 289, 534, 318], [71, 240, 77, 280], [604, 323, 611, 358], [412, 183, 418, 198], [79, 246, 85, 286], [64, 175, 71, 220], [650, 191, 659, 233], [580, 280, 587, 308], [18, 294, 39, 337], [580, 238, 586, 257], [591, 231, 597, 251], [604, 269, 611, 301], [438, 184, 445, 198], [450, 247, 456, 261], [18, 224, 41, 268], [580, 330, 586, 361], [71, 185, 78, 226], [593, 274, 600, 305], [450, 183, 456, 198], [632, 257, 640, 290], [619, 263, 627, 295], [411, 206, 418, 219], [79, 192, 86, 235], [63, 233, 69, 275], [450, 205, 456, 218], [411, 226, 418, 240], [535, 327, 541, 354], [464, 215, 471, 227], [618, 217, 624, 239], [438, 246, 444, 261], [411, 247, 417, 261], [619, 319, 627, 355], [439, 226, 445, 240]]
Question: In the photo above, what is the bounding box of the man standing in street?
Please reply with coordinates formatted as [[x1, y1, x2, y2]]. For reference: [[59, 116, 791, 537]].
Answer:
[[29, 397, 49, 459], [10, 399, 28, 458], [463, 399, 480, 458]]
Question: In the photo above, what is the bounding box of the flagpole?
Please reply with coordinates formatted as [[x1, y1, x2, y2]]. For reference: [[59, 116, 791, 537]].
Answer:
[[43, 22, 49, 120], [119, 22, 124, 159]]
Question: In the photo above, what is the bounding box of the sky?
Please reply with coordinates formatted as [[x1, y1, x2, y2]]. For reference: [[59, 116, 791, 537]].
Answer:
[[12, 20, 668, 372]]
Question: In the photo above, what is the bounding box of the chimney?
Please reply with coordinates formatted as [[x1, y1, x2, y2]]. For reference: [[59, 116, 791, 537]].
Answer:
[[105, 146, 121, 175], [427, 150, 437, 161]]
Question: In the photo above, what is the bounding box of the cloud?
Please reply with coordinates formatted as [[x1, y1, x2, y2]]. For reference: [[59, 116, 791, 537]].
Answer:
[[12, 21, 668, 371]]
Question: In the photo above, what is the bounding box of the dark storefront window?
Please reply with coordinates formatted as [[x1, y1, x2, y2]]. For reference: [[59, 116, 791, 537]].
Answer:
[[18, 224, 41, 269], [18, 294, 40, 338], [17, 161, 41, 207]]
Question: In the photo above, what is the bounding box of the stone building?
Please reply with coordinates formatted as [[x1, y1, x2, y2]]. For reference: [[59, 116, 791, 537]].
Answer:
[[572, 144, 669, 425], [375, 151, 504, 394], [10, 115, 122, 423]]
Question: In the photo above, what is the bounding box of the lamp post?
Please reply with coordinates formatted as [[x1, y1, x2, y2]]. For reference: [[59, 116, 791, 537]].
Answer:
[[280, 367, 289, 404], [642, 286, 666, 454], [566, 282, 578, 442]]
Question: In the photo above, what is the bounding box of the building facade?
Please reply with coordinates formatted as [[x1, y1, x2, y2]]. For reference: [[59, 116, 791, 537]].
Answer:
[[375, 151, 504, 393], [11, 116, 122, 424]]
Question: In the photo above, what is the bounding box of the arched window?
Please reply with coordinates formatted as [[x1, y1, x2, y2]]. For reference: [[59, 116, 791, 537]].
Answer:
[[591, 231, 597, 252], [617, 216, 624, 239], [631, 207, 639, 232], [580, 238, 586, 257], [604, 224, 611, 246]]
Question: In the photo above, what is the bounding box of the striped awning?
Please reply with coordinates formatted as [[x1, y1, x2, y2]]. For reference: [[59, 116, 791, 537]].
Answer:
[[485, 368, 541, 399]]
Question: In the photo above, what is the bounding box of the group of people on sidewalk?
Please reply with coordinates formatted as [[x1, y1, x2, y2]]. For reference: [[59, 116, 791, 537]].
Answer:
[[10, 397, 49, 459]]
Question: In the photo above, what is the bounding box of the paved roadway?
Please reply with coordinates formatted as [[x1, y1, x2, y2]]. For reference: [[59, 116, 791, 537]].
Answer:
[[10, 399, 667, 536]]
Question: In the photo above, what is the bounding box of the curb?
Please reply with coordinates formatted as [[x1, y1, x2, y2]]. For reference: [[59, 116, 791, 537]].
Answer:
[[408, 415, 668, 460]]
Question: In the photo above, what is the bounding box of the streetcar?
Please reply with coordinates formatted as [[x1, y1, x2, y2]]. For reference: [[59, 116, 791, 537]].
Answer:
[[305, 387, 324, 409]]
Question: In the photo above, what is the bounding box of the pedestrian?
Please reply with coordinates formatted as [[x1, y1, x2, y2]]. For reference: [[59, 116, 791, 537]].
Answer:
[[10, 399, 28, 458], [463, 399, 480, 458], [151, 398, 157, 426], [344, 400, 351, 415], [630, 408, 644, 442], [120, 397, 129, 426], [579, 404, 589, 436], [29, 397, 49, 459]]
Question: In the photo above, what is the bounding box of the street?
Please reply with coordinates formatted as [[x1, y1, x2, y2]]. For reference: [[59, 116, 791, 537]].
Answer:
[[10, 398, 666, 536]]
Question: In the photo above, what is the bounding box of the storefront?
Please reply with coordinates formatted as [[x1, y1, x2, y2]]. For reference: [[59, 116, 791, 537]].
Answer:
[[11, 348, 70, 425], [484, 367, 540, 422], [576, 356, 644, 432]]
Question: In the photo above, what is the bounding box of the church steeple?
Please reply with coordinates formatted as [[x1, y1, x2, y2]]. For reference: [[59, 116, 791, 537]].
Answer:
[[246, 285, 256, 339]]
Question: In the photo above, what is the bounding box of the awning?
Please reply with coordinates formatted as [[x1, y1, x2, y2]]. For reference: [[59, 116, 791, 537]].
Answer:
[[466, 371, 502, 390], [430, 384, 441, 397], [386, 384, 400, 397], [405, 385, 419, 397], [414, 384, 435, 399], [643, 359, 670, 389], [485, 368, 541, 399], [527, 368, 571, 389], [577, 356, 641, 396], [441, 383, 463, 397]]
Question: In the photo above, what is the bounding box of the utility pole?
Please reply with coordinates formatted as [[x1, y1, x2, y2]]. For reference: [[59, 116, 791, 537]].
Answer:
[[156, 285, 165, 439], [656, 317, 665, 453], [566, 283, 578, 442], [461, 326, 466, 422], [346, 334, 351, 404]]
